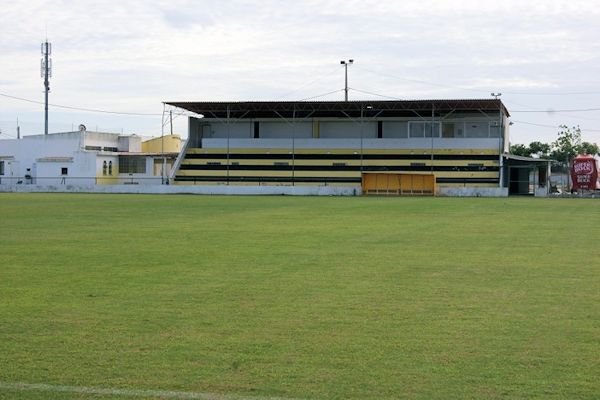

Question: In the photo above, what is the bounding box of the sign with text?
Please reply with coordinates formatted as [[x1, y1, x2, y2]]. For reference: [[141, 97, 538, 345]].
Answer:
[[571, 155, 599, 190]]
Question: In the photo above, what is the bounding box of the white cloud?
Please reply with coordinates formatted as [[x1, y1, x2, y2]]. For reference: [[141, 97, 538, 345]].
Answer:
[[1, 0, 599, 143]]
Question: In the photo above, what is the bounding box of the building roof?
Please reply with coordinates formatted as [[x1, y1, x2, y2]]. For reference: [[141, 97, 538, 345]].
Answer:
[[165, 99, 509, 119], [503, 153, 553, 163]]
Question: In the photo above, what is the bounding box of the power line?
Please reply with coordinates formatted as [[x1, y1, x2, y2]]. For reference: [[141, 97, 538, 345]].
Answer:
[[356, 65, 600, 96], [275, 67, 340, 100], [0, 92, 163, 116], [349, 87, 401, 100], [0, 130, 17, 139], [512, 120, 600, 133], [511, 107, 600, 113], [300, 89, 344, 101], [500, 99, 600, 126]]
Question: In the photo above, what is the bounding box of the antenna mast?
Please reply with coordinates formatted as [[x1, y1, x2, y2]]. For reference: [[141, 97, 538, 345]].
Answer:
[[41, 41, 52, 135]]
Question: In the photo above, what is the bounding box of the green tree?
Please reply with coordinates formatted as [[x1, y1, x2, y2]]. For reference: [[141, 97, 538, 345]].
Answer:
[[551, 125, 582, 165], [579, 141, 600, 156], [528, 141, 551, 158], [509, 141, 551, 158], [509, 143, 531, 157]]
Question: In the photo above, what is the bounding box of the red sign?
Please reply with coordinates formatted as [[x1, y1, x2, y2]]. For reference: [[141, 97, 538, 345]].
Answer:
[[571, 155, 599, 190]]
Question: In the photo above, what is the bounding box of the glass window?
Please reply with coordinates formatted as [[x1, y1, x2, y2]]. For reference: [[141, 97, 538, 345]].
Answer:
[[465, 122, 489, 138], [489, 122, 501, 138], [119, 156, 146, 174], [409, 122, 440, 138], [0, 161, 4, 175], [61, 167, 68, 176]]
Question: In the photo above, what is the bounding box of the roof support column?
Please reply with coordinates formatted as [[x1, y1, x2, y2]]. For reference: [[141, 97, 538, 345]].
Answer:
[[499, 107, 504, 188], [226, 105, 230, 185], [292, 105, 296, 186]]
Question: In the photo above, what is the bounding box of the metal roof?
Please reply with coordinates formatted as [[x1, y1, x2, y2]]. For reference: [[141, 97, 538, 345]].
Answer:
[[165, 99, 510, 119], [503, 153, 553, 163]]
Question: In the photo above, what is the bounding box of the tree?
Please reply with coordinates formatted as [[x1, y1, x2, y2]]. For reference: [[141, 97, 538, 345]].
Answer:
[[551, 125, 582, 165], [509, 141, 551, 158], [579, 141, 600, 156], [528, 141, 551, 158], [509, 143, 531, 157]]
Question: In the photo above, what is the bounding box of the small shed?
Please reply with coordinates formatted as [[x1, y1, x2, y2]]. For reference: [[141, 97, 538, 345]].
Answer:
[[502, 153, 552, 196]]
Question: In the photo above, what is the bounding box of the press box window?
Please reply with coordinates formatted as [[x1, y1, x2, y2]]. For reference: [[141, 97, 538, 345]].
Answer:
[[442, 122, 465, 138], [489, 122, 501, 138], [409, 122, 440, 138], [61, 167, 68, 175]]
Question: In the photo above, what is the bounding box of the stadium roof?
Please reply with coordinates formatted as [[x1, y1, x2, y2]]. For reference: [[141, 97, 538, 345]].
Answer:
[[165, 99, 510, 119]]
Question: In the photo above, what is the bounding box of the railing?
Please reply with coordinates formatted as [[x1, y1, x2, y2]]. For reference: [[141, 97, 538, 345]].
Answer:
[[171, 176, 360, 187], [0, 176, 168, 186]]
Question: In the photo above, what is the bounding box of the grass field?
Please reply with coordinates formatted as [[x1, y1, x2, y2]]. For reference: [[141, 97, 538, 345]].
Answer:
[[0, 193, 599, 399]]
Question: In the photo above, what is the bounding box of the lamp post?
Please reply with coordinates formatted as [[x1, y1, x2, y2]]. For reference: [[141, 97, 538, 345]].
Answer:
[[340, 59, 354, 101]]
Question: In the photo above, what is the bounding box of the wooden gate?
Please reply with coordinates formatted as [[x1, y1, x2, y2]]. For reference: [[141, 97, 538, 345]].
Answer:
[[362, 173, 436, 196]]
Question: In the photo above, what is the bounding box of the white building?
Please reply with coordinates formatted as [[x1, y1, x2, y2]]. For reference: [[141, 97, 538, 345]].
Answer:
[[0, 130, 180, 186]]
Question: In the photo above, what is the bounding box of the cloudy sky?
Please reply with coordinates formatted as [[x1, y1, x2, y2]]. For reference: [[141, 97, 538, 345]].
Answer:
[[1, 0, 600, 144]]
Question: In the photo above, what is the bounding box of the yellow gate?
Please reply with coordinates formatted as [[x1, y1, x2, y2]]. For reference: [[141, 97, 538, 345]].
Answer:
[[362, 173, 436, 196]]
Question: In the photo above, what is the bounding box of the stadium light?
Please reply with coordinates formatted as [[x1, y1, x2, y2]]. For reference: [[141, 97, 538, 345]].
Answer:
[[340, 59, 354, 101]]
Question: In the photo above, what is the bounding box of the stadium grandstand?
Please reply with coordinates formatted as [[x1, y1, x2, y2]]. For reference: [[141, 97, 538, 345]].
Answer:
[[166, 99, 516, 195]]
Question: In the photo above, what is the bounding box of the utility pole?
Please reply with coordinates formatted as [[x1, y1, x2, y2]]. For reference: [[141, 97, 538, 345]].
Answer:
[[41, 41, 52, 135], [340, 59, 354, 101], [162, 110, 172, 184]]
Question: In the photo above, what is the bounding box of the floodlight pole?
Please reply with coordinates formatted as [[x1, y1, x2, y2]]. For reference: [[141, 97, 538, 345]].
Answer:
[[340, 59, 354, 101]]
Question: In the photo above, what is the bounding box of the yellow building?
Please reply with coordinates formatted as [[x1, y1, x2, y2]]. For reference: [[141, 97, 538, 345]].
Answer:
[[141, 135, 182, 153]]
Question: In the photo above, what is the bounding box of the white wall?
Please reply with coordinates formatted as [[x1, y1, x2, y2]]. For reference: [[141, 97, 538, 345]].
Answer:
[[259, 121, 312, 138], [320, 121, 377, 139], [382, 121, 408, 138], [203, 122, 253, 138], [202, 138, 503, 150], [0, 183, 361, 196], [0, 132, 157, 186]]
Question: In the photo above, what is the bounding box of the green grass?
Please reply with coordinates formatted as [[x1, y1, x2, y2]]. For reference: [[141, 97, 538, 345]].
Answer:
[[0, 193, 599, 399]]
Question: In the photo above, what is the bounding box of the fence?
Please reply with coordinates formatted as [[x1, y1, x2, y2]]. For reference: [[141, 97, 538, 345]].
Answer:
[[0, 176, 167, 186]]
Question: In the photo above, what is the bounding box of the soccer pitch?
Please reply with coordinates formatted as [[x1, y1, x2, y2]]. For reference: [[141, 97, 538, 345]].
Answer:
[[0, 193, 599, 399]]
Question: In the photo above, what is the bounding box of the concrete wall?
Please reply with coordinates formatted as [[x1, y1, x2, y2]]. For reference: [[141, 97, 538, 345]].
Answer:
[[201, 138, 503, 150], [259, 122, 312, 138], [188, 118, 203, 147], [117, 135, 142, 152], [192, 114, 507, 142], [0, 183, 361, 196], [141, 135, 182, 153], [438, 187, 508, 197], [0, 132, 163, 185], [0, 183, 514, 197], [203, 122, 253, 138], [83, 132, 120, 149], [320, 121, 377, 139], [382, 121, 408, 138], [0, 133, 92, 180]]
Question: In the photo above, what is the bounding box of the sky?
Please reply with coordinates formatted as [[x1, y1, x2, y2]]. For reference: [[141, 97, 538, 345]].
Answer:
[[1, 0, 600, 144]]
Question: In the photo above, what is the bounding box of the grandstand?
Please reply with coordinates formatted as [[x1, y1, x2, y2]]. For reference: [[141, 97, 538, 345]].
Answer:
[[167, 100, 511, 195]]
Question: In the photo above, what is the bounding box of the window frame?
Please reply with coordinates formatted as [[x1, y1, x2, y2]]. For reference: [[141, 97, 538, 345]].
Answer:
[[408, 121, 441, 138]]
